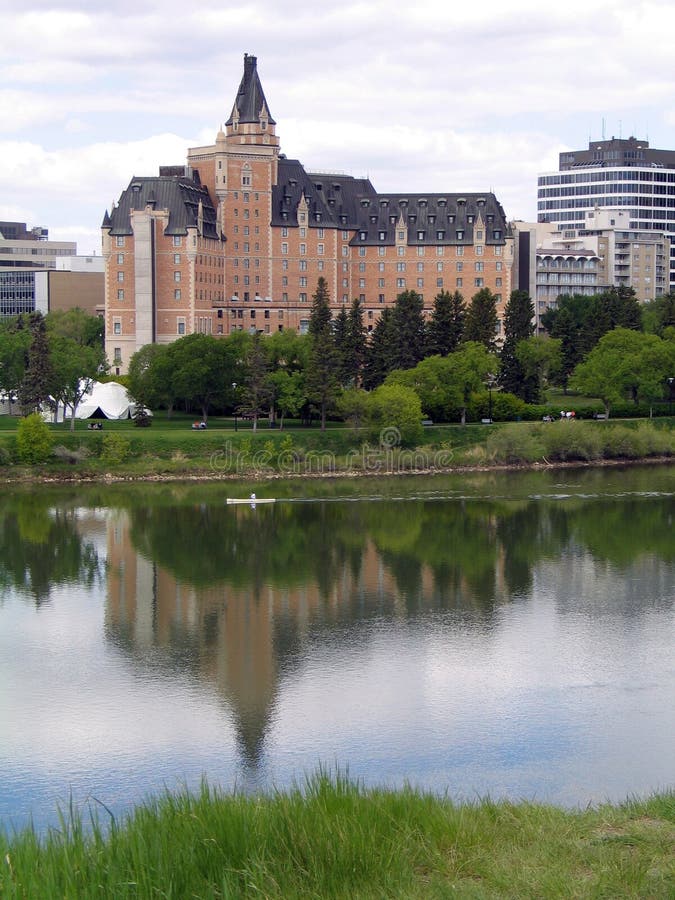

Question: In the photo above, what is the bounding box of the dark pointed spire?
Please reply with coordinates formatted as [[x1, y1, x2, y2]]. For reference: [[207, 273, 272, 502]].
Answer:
[[226, 54, 276, 126]]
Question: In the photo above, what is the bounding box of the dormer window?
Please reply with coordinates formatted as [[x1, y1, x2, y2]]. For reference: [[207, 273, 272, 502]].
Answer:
[[417, 231, 425, 240], [493, 230, 502, 240], [436, 231, 445, 240], [379, 231, 386, 241], [467, 215, 474, 224], [456, 230, 464, 240], [359, 231, 367, 241]]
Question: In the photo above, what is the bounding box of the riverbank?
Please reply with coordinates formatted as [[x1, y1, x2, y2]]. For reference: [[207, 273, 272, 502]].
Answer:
[[1, 777, 673, 898], [0, 418, 673, 484]]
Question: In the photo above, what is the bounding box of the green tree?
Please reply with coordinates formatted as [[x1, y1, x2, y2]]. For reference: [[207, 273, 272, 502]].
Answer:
[[127, 343, 175, 416], [18, 313, 53, 415], [515, 336, 562, 403], [642, 294, 675, 336], [391, 290, 426, 370], [306, 277, 339, 431], [48, 335, 106, 430], [363, 308, 395, 389], [0, 318, 30, 413], [269, 369, 304, 429], [464, 288, 499, 352], [168, 333, 237, 421], [499, 290, 535, 399], [47, 307, 104, 349], [447, 342, 499, 425], [569, 328, 672, 418], [366, 383, 424, 447], [386, 355, 460, 423], [426, 290, 465, 356], [344, 298, 367, 387], [16, 412, 53, 464], [240, 333, 273, 431]]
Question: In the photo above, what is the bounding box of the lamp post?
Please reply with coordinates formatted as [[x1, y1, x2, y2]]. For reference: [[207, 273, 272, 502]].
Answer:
[[486, 374, 496, 424], [231, 382, 238, 431], [668, 377, 674, 417]]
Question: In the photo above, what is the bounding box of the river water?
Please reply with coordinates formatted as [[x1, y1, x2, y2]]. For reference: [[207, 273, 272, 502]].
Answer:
[[1, 466, 673, 832]]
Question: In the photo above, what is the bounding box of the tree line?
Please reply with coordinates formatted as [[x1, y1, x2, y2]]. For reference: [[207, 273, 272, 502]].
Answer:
[[0, 309, 106, 430], [2, 282, 673, 434]]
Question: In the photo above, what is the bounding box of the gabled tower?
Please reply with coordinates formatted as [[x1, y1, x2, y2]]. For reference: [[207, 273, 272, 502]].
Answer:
[[187, 54, 280, 306]]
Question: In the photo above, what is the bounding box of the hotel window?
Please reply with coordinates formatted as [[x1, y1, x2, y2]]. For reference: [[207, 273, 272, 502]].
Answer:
[[456, 278, 463, 288], [300, 243, 306, 255], [474, 278, 484, 287], [398, 231, 405, 240], [177, 319, 186, 335], [116, 253, 124, 264], [282, 227, 288, 237], [496, 261, 502, 271], [437, 262, 443, 272], [318, 228, 324, 238], [318, 261, 324, 270], [299, 213, 306, 224], [436, 246, 444, 256], [417, 278, 424, 288], [359, 247, 366, 257], [113, 347, 122, 363], [436, 278, 443, 288], [378, 294, 385, 303], [475, 262, 484, 272], [494, 246, 502, 255], [281, 243, 288, 254], [456, 262, 463, 272], [342, 231, 349, 240], [174, 289, 181, 300], [174, 254, 181, 264], [173, 236, 182, 247], [300, 292, 307, 303], [379, 231, 386, 240], [496, 278, 502, 287], [359, 262, 366, 272], [378, 246, 385, 256], [342, 278, 348, 287], [282, 259, 288, 270], [417, 262, 424, 272], [476, 245, 484, 256], [397, 262, 406, 271], [342, 246, 349, 257], [113, 319, 122, 335], [117, 289, 124, 300], [117, 271, 124, 282], [378, 262, 385, 272], [417, 246, 425, 256], [299, 260, 307, 271], [397, 246, 405, 256], [397, 278, 405, 288], [456, 246, 464, 256], [476, 230, 483, 241], [242, 171, 251, 187], [282, 276, 288, 286], [300, 228, 306, 238], [456, 230, 464, 241], [359, 278, 366, 288], [378, 278, 385, 287], [115, 236, 125, 248], [174, 271, 181, 282], [318, 244, 324, 255], [300, 277, 307, 287], [342, 262, 348, 272]]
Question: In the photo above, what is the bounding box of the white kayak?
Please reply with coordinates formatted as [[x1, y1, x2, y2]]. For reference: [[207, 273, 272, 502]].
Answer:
[[226, 498, 276, 505]]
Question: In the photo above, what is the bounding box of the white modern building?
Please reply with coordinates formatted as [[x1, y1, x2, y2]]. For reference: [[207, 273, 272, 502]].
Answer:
[[537, 136, 675, 291]]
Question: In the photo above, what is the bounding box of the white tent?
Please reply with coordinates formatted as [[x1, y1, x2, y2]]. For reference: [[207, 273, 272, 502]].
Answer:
[[55, 380, 145, 422]]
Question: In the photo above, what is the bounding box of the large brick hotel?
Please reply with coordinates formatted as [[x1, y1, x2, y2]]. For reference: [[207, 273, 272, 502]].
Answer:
[[103, 54, 513, 373]]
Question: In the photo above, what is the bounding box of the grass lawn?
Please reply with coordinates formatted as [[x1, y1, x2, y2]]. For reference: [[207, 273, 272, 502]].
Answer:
[[1, 777, 673, 898]]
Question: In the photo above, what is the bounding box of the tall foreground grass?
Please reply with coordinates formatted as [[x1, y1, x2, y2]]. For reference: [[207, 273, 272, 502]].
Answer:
[[1, 775, 673, 898]]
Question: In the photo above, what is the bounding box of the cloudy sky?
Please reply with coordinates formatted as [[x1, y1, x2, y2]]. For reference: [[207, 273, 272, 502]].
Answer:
[[2, 0, 674, 255]]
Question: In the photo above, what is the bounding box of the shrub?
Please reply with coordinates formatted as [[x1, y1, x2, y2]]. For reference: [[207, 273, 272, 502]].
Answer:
[[469, 391, 526, 423], [486, 423, 544, 464], [100, 433, 131, 465], [541, 421, 603, 461], [16, 413, 54, 464], [0, 443, 11, 466], [366, 384, 424, 448], [52, 444, 91, 465]]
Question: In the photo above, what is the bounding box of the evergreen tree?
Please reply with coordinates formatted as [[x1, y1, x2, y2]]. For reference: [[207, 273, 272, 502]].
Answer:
[[391, 289, 426, 370], [464, 288, 499, 352], [426, 290, 465, 356], [363, 308, 395, 390], [549, 305, 580, 392], [18, 313, 53, 415], [332, 306, 350, 387], [499, 290, 535, 399], [240, 333, 273, 431], [306, 277, 338, 431], [344, 298, 367, 387]]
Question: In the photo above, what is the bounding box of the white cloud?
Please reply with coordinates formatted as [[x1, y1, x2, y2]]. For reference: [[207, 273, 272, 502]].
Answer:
[[0, 0, 673, 250]]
